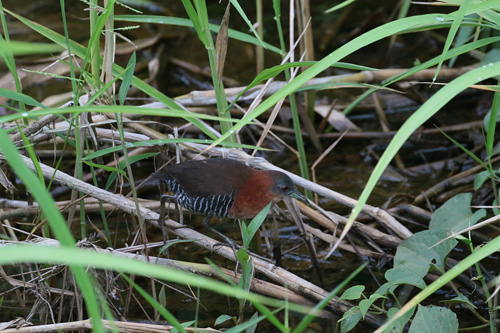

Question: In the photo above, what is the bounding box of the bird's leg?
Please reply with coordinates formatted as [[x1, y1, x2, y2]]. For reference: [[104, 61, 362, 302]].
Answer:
[[159, 194, 172, 255], [201, 217, 273, 267], [283, 197, 325, 288], [159, 194, 191, 239], [201, 215, 239, 260], [177, 197, 184, 226], [270, 214, 283, 267]]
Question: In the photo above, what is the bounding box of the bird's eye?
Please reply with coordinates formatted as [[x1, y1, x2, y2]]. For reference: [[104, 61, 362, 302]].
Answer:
[[281, 185, 289, 192]]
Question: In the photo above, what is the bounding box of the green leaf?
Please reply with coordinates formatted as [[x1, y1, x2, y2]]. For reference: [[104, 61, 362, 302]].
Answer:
[[373, 282, 393, 296], [241, 203, 271, 250], [429, 193, 486, 233], [437, 126, 488, 170], [0, 88, 46, 109], [474, 170, 490, 191], [455, 234, 472, 246], [158, 285, 167, 308], [226, 61, 316, 110], [237, 248, 250, 263], [340, 306, 362, 333], [236, 247, 252, 295], [119, 51, 136, 105], [386, 306, 416, 333], [385, 267, 427, 289], [433, 0, 472, 82], [215, 314, 233, 326], [359, 293, 385, 317], [229, 0, 265, 47], [483, 106, 500, 135], [486, 90, 500, 157], [398, 229, 457, 273], [386, 230, 458, 289], [0, 40, 63, 55], [381, 234, 500, 330], [181, 0, 206, 45], [223, 312, 268, 333], [83, 160, 127, 177], [245, 312, 259, 333], [104, 153, 156, 190], [339, 285, 365, 301], [114, 14, 282, 54], [493, 198, 499, 216], [441, 292, 477, 308], [409, 305, 458, 333], [448, 14, 477, 67], [480, 49, 500, 80], [158, 239, 194, 257], [324, 0, 356, 13]]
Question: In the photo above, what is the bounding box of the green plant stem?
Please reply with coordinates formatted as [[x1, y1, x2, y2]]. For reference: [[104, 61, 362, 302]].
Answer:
[[469, 242, 497, 330], [86, 138, 112, 247], [89, 0, 101, 87], [71, 113, 85, 238], [273, 1, 311, 193], [0, 0, 26, 113], [256, 0, 264, 73], [436, 266, 489, 324], [59, 0, 79, 105], [194, 0, 235, 142], [101, 0, 115, 97], [487, 90, 500, 209], [114, 112, 146, 249], [289, 94, 311, 187]]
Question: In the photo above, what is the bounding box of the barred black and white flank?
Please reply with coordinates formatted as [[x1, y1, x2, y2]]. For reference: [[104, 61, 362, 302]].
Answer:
[[163, 176, 234, 217]]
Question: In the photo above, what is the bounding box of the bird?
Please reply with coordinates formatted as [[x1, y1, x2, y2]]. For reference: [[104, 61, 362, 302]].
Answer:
[[153, 158, 305, 224]]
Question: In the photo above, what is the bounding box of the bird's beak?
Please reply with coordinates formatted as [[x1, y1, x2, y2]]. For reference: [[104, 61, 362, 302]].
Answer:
[[290, 189, 307, 202]]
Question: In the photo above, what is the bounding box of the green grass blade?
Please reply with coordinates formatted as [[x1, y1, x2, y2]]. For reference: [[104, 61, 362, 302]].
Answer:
[[433, 0, 472, 82], [209, 13, 453, 146], [0, 40, 62, 55], [293, 263, 368, 333], [0, 89, 47, 109], [3, 8, 218, 139], [0, 2, 25, 112], [250, 301, 287, 332], [343, 35, 500, 115], [486, 90, 499, 157], [0, 129, 105, 331], [344, 62, 500, 246], [181, 0, 206, 44], [0, 244, 314, 315], [121, 273, 188, 333], [119, 51, 136, 105], [114, 14, 282, 54], [0, 105, 224, 124], [81, 138, 262, 161], [229, 0, 265, 47], [436, 126, 487, 169], [324, 0, 356, 14]]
